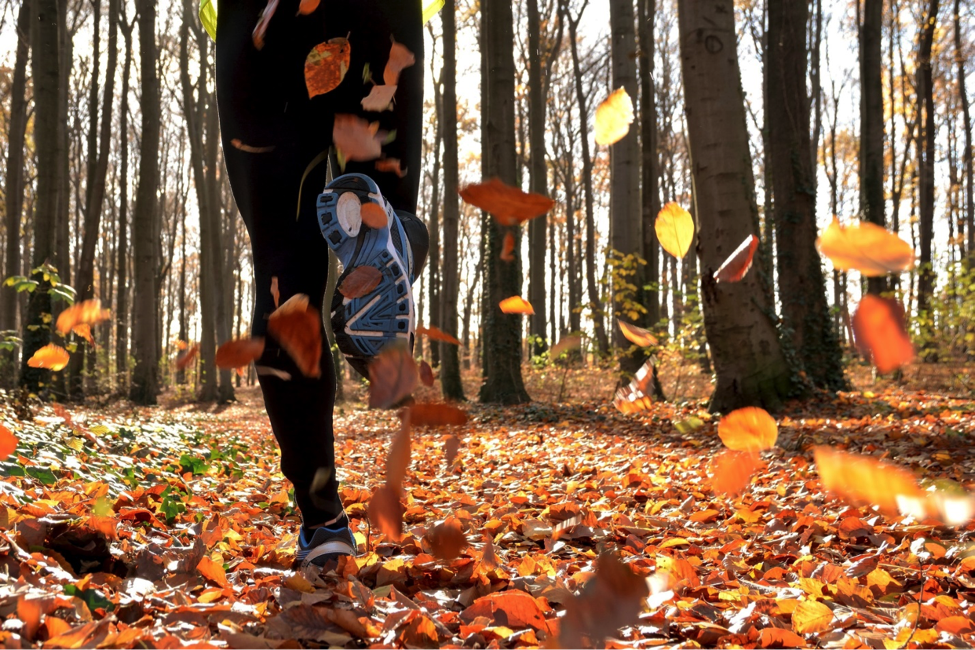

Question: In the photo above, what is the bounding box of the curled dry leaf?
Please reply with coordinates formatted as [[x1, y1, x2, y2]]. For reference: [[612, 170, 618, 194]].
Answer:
[[339, 266, 383, 299], [460, 590, 550, 633], [384, 41, 416, 86], [813, 446, 924, 518], [499, 296, 534, 315], [197, 555, 228, 588], [792, 599, 834, 635], [459, 178, 555, 226], [251, 0, 279, 50], [560, 552, 649, 648], [618, 320, 658, 347], [852, 295, 914, 374], [176, 344, 200, 370], [614, 360, 657, 414], [417, 325, 461, 345], [655, 202, 695, 260], [816, 218, 914, 276], [594, 87, 634, 146], [444, 435, 460, 467], [711, 450, 761, 497], [0, 424, 18, 462], [410, 403, 469, 427], [500, 231, 516, 262], [418, 360, 435, 387], [270, 277, 280, 309], [267, 294, 322, 378], [27, 344, 70, 371], [304, 37, 351, 98], [368, 484, 404, 542], [360, 202, 388, 229], [333, 114, 384, 162], [368, 344, 419, 409], [296, 0, 318, 14], [714, 234, 760, 283], [56, 299, 111, 336], [375, 158, 407, 177], [361, 85, 397, 112], [230, 139, 275, 154], [215, 337, 265, 370], [426, 518, 467, 561], [718, 407, 778, 452]]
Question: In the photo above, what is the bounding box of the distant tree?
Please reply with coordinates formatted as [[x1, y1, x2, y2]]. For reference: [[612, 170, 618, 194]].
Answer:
[[116, 9, 135, 387], [860, 0, 887, 296], [915, 0, 939, 328], [637, 0, 660, 336], [955, 0, 974, 259]]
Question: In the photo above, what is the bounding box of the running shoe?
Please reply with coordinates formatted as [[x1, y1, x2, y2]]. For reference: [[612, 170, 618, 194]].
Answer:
[[296, 516, 358, 569]]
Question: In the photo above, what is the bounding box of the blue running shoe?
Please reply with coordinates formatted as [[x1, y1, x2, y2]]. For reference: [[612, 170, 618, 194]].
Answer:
[[296, 516, 358, 569], [317, 173, 416, 378]]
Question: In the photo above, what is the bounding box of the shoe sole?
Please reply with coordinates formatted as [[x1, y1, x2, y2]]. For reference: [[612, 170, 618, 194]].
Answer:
[[317, 174, 415, 364]]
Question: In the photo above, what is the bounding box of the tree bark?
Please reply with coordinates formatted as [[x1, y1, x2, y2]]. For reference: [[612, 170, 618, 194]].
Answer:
[[767, 0, 844, 390], [637, 0, 659, 335], [676, 0, 794, 412], [916, 0, 938, 326], [860, 0, 887, 295], [129, 0, 161, 404], [527, 0, 548, 354], [956, 0, 974, 259], [428, 66, 443, 367], [116, 13, 133, 386], [479, 0, 530, 404]]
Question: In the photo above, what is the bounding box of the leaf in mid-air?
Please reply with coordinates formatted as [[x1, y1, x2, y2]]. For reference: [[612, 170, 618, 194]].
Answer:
[[304, 38, 351, 98], [816, 218, 914, 276], [714, 234, 760, 283], [655, 202, 695, 260], [594, 88, 634, 146], [459, 178, 555, 227], [27, 344, 70, 371], [718, 407, 778, 452], [499, 296, 534, 315], [852, 295, 914, 374]]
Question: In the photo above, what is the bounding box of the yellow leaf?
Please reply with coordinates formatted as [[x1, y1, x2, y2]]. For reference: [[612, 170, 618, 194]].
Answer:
[[816, 218, 914, 276], [618, 320, 657, 347], [594, 88, 634, 146], [655, 203, 695, 259], [27, 344, 70, 371], [792, 599, 833, 634]]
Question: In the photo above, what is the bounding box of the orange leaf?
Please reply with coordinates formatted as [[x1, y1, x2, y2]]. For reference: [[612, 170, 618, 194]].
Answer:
[[499, 296, 534, 315], [176, 344, 199, 370], [72, 324, 94, 346], [618, 320, 657, 347], [813, 446, 924, 517], [792, 599, 834, 634], [655, 202, 695, 260], [368, 344, 419, 409], [230, 139, 275, 154], [267, 294, 322, 378], [384, 41, 416, 86], [360, 202, 388, 229], [714, 234, 760, 283], [937, 616, 975, 635], [251, 0, 279, 50], [215, 337, 265, 370], [197, 555, 229, 588], [304, 37, 351, 98], [444, 435, 460, 467], [361, 84, 397, 112], [500, 231, 516, 262], [419, 360, 435, 387], [550, 334, 582, 358], [386, 412, 412, 490], [270, 276, 280, 309], [333, 114, 385, 162], [27, 343, 70, 371], [297, 0, 318, 14], [614, 360, 657, 415], [410, 403, 469, 427], [560, 553, 649, 647], [461, 590, 551, 632], [417, 325, 461, 345], [718, 407, 778, 452], [339, 266, 383, 299], [459, 178, 555, 226], [368, 484, 404, 541], [426, 518, 467, 561], [17, 595, 45, 641], [0, 424, 17, 462], [56, 299, 111, 335], [711, 450, 761, 497], [176, 340, 188, 351], [87, 516, 118, 540], [594, 87, 634, 146], [758, 628, 808, 648], [816, 218, 915, 276], [852, 295, 914, 374], [375, 158, 407, 177]]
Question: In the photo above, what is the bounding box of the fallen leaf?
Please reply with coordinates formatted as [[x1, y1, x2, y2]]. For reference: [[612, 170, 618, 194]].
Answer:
[[56, 299, 111, 336], [711, 450, 761, 497], [375, 158, 407, 177], [499, 296, 534, 315], [267, 294, 322, 378], [419, 360, 435, 387], [333, 114, 385, 162], [176, 344, 200, 370], [852, 295, 914, 374], [814, 446, 924, 517], [460, 590, 550, 632], [305, 37, 351, 98], [655, 202, 695, 260], [384, 41, 416, 86], [792, 599, 833, 634], [339, 266, 383, 299], [501, 231, 516, 262], [718, 407, 778, 452], [560, 553, 649, 647], [360, 202, 388, 229], [368, 484, 404, 541], [410, 403, 469, 427], [297, 0, 318, 14], [215, 337, 265, 370], [230, 139, 275, 153], [459, 178, 555, 226], [361, 84, 397, 112], [714, 234, 760, 283], [758, 628, 808, 648], [594, 87, 634, 146], [816, 218, 914, 276], [252, 0, 279, 50], [27, 343, 70, 371], [427, 518, 467, 561], [368, 344, 419, 409], [197, 555, 228, 588], [0, 424, 17, 461], [417, 326, 461, 345], [619, 320, 658, 347]]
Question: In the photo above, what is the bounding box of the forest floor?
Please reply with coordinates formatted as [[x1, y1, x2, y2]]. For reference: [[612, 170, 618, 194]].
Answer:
[[1, 359, 975, 648]]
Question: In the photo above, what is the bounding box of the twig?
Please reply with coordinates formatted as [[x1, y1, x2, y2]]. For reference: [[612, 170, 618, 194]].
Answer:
[[899, 567, 924, 650]]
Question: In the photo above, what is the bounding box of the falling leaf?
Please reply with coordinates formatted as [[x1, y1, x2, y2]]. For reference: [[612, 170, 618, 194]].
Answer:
[[816, 218, 914, 276], [27, 344, 70, 371], [56, 299, 111, 336], [792, 600, 834, 634], [419, 360, 435, 387], [368, 344, 419, 409], [360, 202, 388, 229], [550, 334, 582, 359], [499, 296, 534, 315], [655, 202, 695, 260], [339, 266, 383, 299], [444, 435, 460, 466], [215, 337, 265, 370], [714, 234, 760, 283], [560, 553, 649, 647], [176, 344, 200, 370], [252, 0, 279, 50], [386, 412, 412, 490], [814, 446, 924, 518], [711, 450, 761, 497], [718, 407, 778, 452], [500, 232, 516, 262], [594, 87, 634, 146], [332, 114, 385, 162], [852, 295, 914, 374], [267, 294, 322, 378], [304, 37, 351, 98], [72, 324, 94, 346], [176, 340, 188, 351], [197, 555, 228, 588], [384, 41, 415, 86], [368, 484, 404, 541], [0, 424, 17, 462], [417, 326, 461, 345], [375, 158, 407, 177], [426, 518, 467, 561], [619, 320, 658, 347], [270, 277, 280, 309], [459, 178, 556, 226], [296, 0, 318, 14], [361, 85, 397, 112], [230, 139, 275, 154], [410, 403, 469, 427]]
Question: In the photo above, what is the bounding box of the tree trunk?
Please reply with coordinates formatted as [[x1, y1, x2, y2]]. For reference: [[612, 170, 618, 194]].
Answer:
[[676, 0, 794, 412], [428, 69, 443, 367], [637, 0, 659, 334], [916, 0, 938, 327], [956, 0, 974, 259], [860, 0, 887, 295], [177, 202, 188, 385], [129, 0, 161, 405], [1, 0, 30, 387], [767, 0, 844, 390], [55, 0, 71, 290], [440, 0, 465, 400], [527, 0, 548, 354], [479, 0, 529, 404], [116, 14, 133, 387]]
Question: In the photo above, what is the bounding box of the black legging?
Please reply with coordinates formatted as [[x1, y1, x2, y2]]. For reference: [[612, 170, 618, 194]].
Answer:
[[216, 0, 425, 526]]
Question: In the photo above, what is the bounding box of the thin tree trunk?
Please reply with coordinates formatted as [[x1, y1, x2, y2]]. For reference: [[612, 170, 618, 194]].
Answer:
[[637, 0, 659, 335], [861, 0, 887, 295], [428, 67, 443, 367], [527, 0, 548, 354], [956, 0, 975, 259], [116, 14, 133, 386], [916, 0, 939, 329]]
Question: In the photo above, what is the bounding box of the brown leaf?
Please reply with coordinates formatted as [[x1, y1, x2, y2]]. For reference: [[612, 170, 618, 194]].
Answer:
[[714, 234, 760, 283], [197, 555, 229, 588], [758, 628, 808, 648], [852, 295, 914, 374], [618, 320, 658, 347], [368, 344, 419, 409], [375, 158, 407, 177], [339, 266, 383, 299], [501, 231, 516, 262], [417, 325, 461, 345], [718, 407, 778, 452], [333, 114, 384, 162], [251, 0, 279, 50], [384, 41, 416, 86], [215, 337, 265, 370], [0, 424, 18, 462], [459, 177, 556, 226], [361, 84, 397, 112], [230, 138, 275, 154], [304, 37, 351, 97], [426, 518, 467, 561], [270, 276, 280, 309], [419, 360, 435, 386], [56, 298, 111, 336], [550, 334, 582, 358], [360, 202, 388, 229], [460, 590, 551, 632], [296, 0, 318, 14], [267, 294, 322, 378], [444, 435, 460, 467], [27, 343, 70, 371], [560, 553, 649, 648], [368, 484, 404, 542], [410, 403, 469, 427], [386, 412, 412, 490], [499, 296, 534, 315], [176, 344, 200, 370], [479, 536, 500, 570]]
